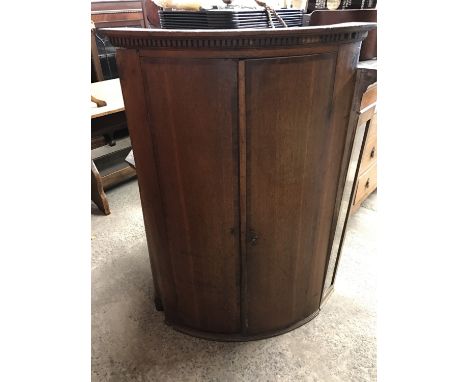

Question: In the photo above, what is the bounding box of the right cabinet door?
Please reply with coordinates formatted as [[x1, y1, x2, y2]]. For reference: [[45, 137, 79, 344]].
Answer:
[[244, 53, 339, 334]]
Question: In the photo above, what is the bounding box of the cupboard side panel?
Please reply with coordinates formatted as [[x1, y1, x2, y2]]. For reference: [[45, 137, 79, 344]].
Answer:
[[116, 49, 176, 317], [321, 42, 363, 301]]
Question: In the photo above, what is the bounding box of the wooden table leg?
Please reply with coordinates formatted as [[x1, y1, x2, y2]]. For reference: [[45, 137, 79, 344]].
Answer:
[[91, 160, 110, 215]]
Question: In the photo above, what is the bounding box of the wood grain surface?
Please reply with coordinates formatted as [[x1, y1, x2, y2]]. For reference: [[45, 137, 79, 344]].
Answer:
[[244, 53, 336, 334], [140, 58, 241, 333], [112, 24, 375, 340]]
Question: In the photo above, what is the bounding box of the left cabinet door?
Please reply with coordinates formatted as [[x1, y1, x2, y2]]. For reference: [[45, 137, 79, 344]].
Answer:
[[139, 57, 241, 334]]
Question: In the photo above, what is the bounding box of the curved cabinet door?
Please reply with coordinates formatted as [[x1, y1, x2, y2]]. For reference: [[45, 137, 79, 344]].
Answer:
[[140, 57, 241, 334], [244, 54, 339, 335]]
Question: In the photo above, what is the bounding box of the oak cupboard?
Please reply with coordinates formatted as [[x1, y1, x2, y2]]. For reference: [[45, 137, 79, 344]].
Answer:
[[104, 23, 375, 340]]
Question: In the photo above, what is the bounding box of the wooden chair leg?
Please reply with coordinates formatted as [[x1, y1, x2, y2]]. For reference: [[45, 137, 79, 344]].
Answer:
[[91, 160, 110, 215]]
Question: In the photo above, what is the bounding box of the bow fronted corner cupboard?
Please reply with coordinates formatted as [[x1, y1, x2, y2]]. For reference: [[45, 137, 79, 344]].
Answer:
[[104, 23, 376, 341]]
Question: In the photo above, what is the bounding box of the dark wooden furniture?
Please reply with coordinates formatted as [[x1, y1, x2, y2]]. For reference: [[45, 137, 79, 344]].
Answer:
[[104, 23, 375, 340], [91, 1, 149, 29], [321, 58, 377, 303], [91, 24, 104, 82], [91, 0, 150, 82], [144, 0, 161, 28], [308, 9, 377, 60], [91, 79, 136, 215]]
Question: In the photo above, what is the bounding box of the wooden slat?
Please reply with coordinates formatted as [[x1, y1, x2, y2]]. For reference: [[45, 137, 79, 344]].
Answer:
[[91, 0, 148, 28], [91, 1, 144, 12], [92, 11, 143, 23], [101, 165, 136, 189]]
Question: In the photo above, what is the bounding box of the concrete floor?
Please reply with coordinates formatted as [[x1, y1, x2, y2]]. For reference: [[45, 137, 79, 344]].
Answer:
[[92, 180, 377, 382]]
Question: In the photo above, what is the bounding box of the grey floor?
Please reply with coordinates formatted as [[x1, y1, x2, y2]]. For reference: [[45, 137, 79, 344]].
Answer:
[[92, 180, 377, 382]]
